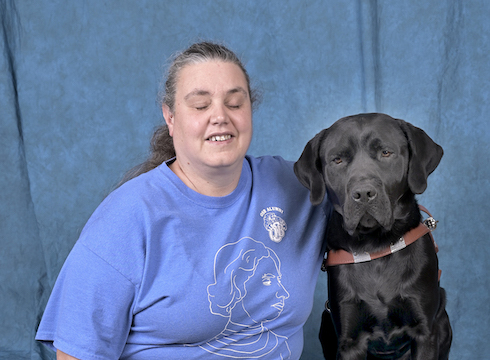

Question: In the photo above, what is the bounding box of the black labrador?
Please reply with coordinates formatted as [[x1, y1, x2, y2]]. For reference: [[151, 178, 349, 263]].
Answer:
[[294, 113, 452, 360]]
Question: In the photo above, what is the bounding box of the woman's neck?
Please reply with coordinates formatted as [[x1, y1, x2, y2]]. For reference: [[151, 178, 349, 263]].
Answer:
[[169, 158, 243, 197]]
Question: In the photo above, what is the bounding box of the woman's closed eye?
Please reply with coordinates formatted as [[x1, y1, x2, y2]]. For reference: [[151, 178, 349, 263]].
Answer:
[[225, 90, 248, 110], [226, 102, 242, 109]]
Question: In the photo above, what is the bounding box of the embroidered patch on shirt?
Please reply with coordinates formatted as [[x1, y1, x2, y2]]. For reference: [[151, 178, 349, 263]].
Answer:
[[260, 207, 287, 243]]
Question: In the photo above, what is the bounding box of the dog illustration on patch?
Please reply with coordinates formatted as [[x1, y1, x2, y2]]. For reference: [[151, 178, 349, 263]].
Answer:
[[201, 237, 291, 359], [262, 210, 287, 243]]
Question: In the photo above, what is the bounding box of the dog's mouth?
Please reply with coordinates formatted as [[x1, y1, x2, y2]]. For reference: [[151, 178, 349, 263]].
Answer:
[[343, 208, 392, 236], [357, 213, 380, 233]]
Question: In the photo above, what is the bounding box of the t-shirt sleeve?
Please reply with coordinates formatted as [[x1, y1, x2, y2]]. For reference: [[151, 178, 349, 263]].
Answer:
[[36, 242, 137, 360]]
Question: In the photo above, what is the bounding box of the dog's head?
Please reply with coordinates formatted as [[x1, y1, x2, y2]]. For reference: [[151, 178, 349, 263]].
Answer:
[[294, 113, 443, 236]]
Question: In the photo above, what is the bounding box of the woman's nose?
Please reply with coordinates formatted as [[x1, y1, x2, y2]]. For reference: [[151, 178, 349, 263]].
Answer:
[[210, 105, 228, 125], [211, 115, 227, 125]]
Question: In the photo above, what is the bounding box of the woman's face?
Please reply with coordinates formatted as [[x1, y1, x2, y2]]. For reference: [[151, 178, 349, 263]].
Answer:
[[164, 61, 253, 176]]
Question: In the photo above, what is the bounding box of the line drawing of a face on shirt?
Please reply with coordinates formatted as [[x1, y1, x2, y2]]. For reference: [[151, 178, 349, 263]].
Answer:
[[201, 237, 291, 359]]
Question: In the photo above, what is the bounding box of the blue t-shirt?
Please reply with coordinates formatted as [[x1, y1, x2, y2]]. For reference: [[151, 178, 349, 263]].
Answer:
[[36, 155, 329, 360]]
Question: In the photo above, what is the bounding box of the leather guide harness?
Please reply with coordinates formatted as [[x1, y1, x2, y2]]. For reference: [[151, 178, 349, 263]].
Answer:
[[322, 205, 441, 281]]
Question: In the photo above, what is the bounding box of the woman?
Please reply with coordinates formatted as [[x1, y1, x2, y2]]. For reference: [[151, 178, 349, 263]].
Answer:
[[36, 42, 329, 360]]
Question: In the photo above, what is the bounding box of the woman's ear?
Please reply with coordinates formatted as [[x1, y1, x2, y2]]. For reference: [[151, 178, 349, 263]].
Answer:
[[162, 104, 174, 136]]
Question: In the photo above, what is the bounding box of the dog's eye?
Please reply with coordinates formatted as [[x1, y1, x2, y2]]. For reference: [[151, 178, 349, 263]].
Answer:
[[333, 157, 343, 164], [381, 150, 392, 157]]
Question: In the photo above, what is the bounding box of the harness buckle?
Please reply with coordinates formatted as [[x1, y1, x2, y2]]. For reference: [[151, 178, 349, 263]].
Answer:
[[424, 216, 438, 231]]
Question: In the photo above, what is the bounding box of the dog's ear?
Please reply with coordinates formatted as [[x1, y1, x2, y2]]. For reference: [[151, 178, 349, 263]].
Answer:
[[399, 120, 443, 194], [294, 129, 327, 205]]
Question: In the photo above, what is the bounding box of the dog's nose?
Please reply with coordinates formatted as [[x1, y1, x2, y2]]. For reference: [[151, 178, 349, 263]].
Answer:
[[352, 186, 377, 203]]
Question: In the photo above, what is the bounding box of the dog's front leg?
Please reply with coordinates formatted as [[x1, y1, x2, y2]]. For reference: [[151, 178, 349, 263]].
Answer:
[[410, 336, 439, 360], [332, 301, 370, 360], [410, 322, 445, 360], [411, 293, 452, 360]]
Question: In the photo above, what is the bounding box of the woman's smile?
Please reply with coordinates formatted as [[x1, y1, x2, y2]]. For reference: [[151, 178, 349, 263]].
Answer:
[[207, 134, 233, 142]]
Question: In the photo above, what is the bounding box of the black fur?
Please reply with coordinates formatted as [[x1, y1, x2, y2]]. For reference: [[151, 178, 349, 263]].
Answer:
[[295, 113, 452, 360]]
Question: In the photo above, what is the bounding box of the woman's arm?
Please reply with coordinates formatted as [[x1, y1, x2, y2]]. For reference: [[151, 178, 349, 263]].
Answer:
[[57, 350, 79, 360]]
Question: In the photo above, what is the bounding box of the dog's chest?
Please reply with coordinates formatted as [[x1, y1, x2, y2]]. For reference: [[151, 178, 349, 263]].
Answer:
[[332, 255, 413, 306]]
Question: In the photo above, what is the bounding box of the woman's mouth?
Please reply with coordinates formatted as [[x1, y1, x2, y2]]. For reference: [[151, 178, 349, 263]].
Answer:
[[208, 134, 232, 142]]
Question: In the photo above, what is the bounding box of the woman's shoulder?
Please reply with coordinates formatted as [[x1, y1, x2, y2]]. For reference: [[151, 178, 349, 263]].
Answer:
[[246, 154, 329, 210], [80, 166, 169, 246], [246, 155, 293, 172], [75, 167, 171, 282], [245, 155, 298, 184], [103, 163, 172, 209], [246, 154, 292, 165]]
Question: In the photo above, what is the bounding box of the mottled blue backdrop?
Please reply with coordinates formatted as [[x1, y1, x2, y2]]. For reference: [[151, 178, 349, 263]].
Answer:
[[1, 0, 488, 359]]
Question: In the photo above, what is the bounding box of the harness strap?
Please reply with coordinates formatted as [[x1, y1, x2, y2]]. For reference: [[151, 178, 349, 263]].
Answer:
[[323, 205, 441, 280]]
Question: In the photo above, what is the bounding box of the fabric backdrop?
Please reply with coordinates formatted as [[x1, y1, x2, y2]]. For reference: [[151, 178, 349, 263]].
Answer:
[[1, 0, 488, 359]]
